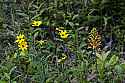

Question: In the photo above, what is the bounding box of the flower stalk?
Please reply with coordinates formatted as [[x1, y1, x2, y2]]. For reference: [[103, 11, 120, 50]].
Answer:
[[88, 27, 101, 82]]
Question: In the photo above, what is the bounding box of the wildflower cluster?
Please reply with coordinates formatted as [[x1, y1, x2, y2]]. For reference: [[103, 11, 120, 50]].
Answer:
[[31, 20, 69, 39], [16, 33, 28, 51], [31, 21, 71, 63]]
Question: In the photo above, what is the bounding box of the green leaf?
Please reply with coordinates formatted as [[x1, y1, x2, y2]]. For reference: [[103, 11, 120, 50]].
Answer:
[[72, 14, 79, 20], [104, 17, 111, 26], [120, 63, 125, 70], [32, 4, 39, 9], [4, 72, 10, 80], [12, 81, 17, 83], [16, 12, 28, 17], [0, 80, 7, 83], [69, 22, 74, 27], [103, 51, 110, 61], [46, 78, 53, 83], [108, 55, 118, 66], [31, 14, 41, 20], [87, 15, 101, 22], [115, 65, 123, 73], [31, 29, 41, 36]]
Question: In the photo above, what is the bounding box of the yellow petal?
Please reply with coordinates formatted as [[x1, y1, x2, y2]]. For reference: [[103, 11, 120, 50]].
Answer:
[[32, 21, 42, 27]]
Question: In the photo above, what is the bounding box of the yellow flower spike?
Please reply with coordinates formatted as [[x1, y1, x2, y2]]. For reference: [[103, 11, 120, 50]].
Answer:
[[59, 30, 69, 39], [88, 27, 101, 49], [32, 21, 42, 27]]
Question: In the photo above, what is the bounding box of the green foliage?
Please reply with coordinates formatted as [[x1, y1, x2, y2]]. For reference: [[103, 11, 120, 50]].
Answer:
[[0, 0, 125, 83]]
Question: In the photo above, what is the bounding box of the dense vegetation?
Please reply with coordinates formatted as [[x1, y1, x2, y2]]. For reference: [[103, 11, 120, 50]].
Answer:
[[0, 0, 125, 83]]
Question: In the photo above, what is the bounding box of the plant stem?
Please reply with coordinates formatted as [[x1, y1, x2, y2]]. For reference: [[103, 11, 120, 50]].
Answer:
[[93, 48, 98, 82]]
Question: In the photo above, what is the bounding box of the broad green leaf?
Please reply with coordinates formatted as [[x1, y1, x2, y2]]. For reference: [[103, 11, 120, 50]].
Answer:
[[12, 81, 17, 83], [115, 65, 123, 73], [102, 51, 110, 61], [0, 80, 7, 83], [120, 63, 125, 70], [108, 55, 118, 66]]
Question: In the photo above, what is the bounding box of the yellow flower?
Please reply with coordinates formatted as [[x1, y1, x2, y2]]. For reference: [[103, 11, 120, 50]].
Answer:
[[18, 41, 28, 51], [16, 34, 25, 43], [59, 30, 69, 39], [58, 54, 67, 63], [32, 21, 42, 27], [16, 39, 25, 44]]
